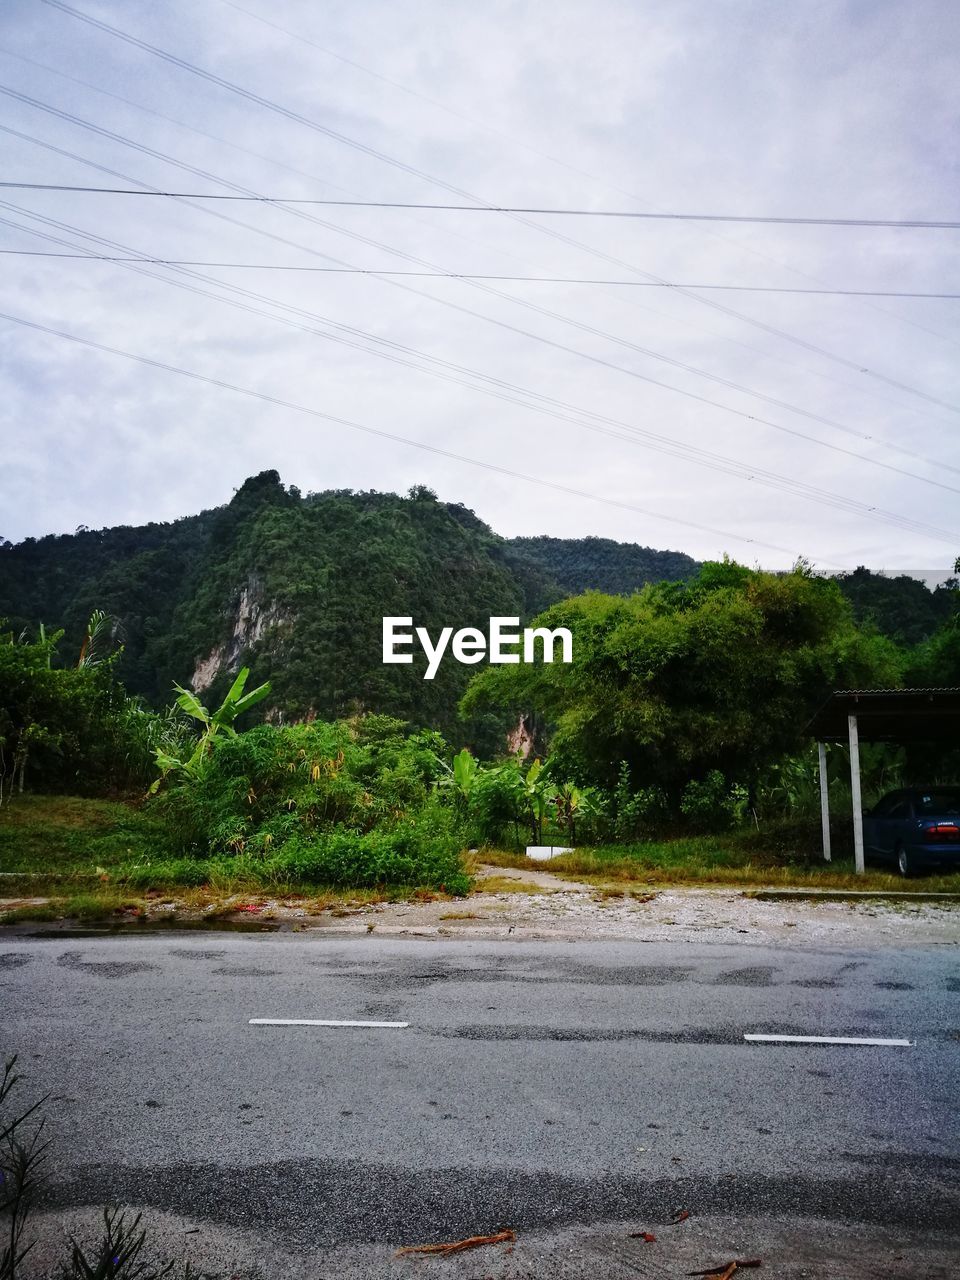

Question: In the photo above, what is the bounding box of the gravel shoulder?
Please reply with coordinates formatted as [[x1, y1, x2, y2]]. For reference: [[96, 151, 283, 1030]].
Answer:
[[325, 868, 960, 947], [8, 861, 955, 945]]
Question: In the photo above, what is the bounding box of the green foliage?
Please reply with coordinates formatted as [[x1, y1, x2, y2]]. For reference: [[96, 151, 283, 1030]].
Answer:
[[443, 750, 604, 849], [0, 475, 709, 732], [264, 802, 468, 894], [0, 626, 171, 798], [509, 534, 699, 596], [538, 830, 960, 891], [679, 770, 749, 832], [151, 667, 271, 790], [612, 762, 669, 841], [552, 781, 598, 843], [836, 566, 958, 646], [0, 795, 175, 875], [151, 718, 469, 891], [76, 608, 122, 669], [462, 561, 904, 791], [754, 738, 960, 827], [906, 608, 960, 687], [439, 747, 480, 808]]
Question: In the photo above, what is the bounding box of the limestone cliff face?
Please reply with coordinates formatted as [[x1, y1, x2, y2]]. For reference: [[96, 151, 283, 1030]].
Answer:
[[506, 712, 544, 759], [190, 576, 293, 692]]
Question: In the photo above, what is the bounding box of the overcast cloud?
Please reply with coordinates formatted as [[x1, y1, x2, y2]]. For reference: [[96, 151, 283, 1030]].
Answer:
[[1, 0, 958, 570]]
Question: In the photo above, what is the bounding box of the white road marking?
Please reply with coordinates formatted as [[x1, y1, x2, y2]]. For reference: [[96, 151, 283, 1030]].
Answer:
[[249, 1018, 409, 1028], [744, 1033, 913, 1046]]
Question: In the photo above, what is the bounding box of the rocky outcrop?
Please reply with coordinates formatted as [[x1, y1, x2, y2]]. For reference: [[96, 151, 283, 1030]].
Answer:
[[190, 576, 292, 691], [507, 712, 543, 759]]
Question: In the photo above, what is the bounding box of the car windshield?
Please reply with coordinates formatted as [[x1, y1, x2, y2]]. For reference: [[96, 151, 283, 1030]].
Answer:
[[915, 790, 960, 816]]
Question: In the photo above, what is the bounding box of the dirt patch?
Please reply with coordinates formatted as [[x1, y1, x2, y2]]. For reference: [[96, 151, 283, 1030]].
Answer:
[[280, 861, 958, 946], [337, 885, 960, 946], [473, 862, 590, 892], [4, 860, 960, 946], [17, 1207, 960, 1279]]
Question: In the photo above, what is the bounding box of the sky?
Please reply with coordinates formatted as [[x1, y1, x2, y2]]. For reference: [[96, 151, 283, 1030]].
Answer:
[[1, 0, 958, 571]]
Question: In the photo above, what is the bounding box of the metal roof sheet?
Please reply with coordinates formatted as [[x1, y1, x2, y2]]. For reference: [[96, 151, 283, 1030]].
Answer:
[[807, 688, 960, 742]]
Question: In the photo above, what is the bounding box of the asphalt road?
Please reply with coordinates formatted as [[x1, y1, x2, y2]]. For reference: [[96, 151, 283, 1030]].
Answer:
[[2, 932, 959, 1277]]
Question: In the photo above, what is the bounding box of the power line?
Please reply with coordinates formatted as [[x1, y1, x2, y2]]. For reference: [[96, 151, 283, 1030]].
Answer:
[[5, 203, 959, 548], [4, 123, 960, 526], [39, 0, 960, 410], [3, 248, 957, 299], [217, 0, 960, 357], [0, 307, 814, 560], [9, 50, 951, 423], [0, 47, 574, 289], [2, 182, 957, 228], [5, 96, 959, 478], [7, 153, 960, 518]]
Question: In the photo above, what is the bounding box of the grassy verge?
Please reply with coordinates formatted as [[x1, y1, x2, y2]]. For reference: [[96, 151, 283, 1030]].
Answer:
[[0, 795, 171, 874], [0, 794, 460, 923], [539, 837, 960, 893], [477, 827, 960, 893], [3, 797, 958, 927]]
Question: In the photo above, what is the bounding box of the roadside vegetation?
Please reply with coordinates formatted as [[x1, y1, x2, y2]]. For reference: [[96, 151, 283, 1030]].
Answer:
[[1, 558, 958, 925], [0, 1055, 219, 1278], [482, 840, 960, 893]]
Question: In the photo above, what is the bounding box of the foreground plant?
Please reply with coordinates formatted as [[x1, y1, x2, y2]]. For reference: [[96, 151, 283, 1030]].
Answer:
[[151, 668, 271, 791], [65, 1207, 214, 1279], [0, 1056, 49, 1277], [0, 1057, 217, 1279]]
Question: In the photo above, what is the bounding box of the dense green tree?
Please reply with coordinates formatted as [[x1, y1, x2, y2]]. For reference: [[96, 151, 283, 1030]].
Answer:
[[508, 534, 699, 596], [461, 561, 904, 791], [0, 627, 162, 795], [5, 474, 950, 742], [835, 566, 957, 645], [906, 610, 960, 686]]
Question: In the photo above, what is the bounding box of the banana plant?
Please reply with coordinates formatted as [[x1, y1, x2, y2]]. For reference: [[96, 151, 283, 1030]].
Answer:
[[150, 667, 271, 791], [439, 747, 479, 809], [521, 758, 556, 845], [553, 782, 583, 843]]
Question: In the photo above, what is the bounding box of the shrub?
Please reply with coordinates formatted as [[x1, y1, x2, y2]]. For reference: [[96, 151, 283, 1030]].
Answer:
[[269, 800, 469, 893], [680, 770, 749, 832], [612, 762, 669, 841], [149, 717, 470, 891], [0, 627, 176, 797]]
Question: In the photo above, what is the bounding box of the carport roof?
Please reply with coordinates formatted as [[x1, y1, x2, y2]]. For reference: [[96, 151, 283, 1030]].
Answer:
[[807, 688, 960, 743]]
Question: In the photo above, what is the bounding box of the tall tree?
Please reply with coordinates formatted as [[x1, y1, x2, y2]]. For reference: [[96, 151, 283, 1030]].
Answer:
[[461, 561, 904, 790]]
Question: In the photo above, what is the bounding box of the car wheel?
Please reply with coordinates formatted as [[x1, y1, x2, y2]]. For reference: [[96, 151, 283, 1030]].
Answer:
[[896, 845, 912, 878]]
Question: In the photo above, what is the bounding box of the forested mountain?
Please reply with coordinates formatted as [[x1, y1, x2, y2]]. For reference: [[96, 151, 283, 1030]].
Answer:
[[2, 473, 955, 736], [0, 473, 558, 730], [508, 535, 700, 595], [834, 566, 958, 647]]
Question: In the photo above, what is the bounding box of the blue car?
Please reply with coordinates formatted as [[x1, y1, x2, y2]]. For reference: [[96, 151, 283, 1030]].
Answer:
[[862, 787, 960, 876]]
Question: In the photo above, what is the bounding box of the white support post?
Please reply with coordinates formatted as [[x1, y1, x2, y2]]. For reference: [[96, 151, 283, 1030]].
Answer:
[[847, 713, 865, 875], [817, 741, 831, 862]]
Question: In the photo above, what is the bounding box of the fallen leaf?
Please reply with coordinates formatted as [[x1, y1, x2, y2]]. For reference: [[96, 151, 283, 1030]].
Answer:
[[396, 1229, 516, 1257], [688, 1261, 762, 1276]]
